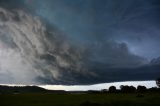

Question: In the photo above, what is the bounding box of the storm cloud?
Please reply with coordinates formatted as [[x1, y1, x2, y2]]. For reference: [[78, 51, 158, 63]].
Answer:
[[0, 7, 87, 84], [0, 0, 159, 85]]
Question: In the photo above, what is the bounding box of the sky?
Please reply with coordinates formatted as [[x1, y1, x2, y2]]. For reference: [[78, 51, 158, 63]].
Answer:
[[1, 81, 157, 91], [39, 81, 157, 91], [0, 0, 159, 85]]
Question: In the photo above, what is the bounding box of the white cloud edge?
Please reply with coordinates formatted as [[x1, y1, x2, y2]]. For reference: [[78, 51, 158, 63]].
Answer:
[[0, 80, 157, 91]]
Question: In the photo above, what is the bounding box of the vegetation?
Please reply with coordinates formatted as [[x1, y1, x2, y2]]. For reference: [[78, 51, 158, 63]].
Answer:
[[156, 78, 160, 87], [0, 85, 160, 106], [0, 92, 160, 106], [0, 85, 66, 94]]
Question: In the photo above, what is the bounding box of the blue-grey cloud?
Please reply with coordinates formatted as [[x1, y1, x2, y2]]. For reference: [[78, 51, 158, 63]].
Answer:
[[0, 0, 159, 84]]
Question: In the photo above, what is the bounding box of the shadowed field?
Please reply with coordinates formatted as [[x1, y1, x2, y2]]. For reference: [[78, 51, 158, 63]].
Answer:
[[0, 93, 160, 106]]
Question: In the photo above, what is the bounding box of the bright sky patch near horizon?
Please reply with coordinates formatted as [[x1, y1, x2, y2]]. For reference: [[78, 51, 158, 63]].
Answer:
[[0, 81, 157, 91]]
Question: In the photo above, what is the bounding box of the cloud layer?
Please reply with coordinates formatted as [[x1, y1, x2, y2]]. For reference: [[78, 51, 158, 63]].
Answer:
[[0, 1, 159, 85], [0, 7, 87, 84]]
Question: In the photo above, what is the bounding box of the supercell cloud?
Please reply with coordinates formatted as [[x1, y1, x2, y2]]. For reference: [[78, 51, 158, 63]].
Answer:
[[0, 0, 159, 85]]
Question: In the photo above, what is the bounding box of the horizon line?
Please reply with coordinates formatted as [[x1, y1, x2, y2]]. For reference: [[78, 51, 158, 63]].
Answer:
[[0, 80, 157, 91]]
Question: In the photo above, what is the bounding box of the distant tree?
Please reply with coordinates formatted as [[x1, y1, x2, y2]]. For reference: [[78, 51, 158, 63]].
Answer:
[[130, 86, 136, 92], [148, 87, 158, 92], [120, 85, 136, 93], [137, 86, 147, 93], [156, 78, 160, 88], [120, 85, 124, 90], [109, 86, 116, 93]]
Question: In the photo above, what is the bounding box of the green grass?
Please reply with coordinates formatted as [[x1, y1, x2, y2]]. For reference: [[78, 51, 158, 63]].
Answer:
[[0, 93, 160, 106]]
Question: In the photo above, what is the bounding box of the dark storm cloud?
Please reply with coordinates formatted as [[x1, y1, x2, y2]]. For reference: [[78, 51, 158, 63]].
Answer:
[[0, 0, 25, 8], [0, 0, 160, 84], [27, 0, 160, 60], [0, 7, 89, 84]]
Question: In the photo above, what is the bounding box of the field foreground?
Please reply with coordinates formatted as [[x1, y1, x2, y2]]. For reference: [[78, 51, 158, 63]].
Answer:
[[0, 93, 160, 106]]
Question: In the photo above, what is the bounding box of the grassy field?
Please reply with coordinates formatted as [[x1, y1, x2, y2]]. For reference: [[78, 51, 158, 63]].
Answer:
[[0, 93, 160, 106]]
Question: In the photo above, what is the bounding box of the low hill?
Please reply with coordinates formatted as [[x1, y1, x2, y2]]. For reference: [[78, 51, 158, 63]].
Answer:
[[0, 85, 66, 94]]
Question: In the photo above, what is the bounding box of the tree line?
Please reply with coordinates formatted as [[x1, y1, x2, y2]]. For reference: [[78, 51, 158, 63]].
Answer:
[[100, 78, 160, 93]]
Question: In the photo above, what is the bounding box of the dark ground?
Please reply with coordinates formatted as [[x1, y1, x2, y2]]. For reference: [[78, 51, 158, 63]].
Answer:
[[0, 92, 160, 106], [0, 85, 160, 106]]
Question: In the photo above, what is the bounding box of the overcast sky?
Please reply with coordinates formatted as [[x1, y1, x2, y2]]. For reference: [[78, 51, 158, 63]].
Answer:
[[0, 0, 159, 85]]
